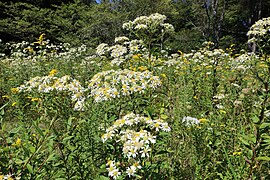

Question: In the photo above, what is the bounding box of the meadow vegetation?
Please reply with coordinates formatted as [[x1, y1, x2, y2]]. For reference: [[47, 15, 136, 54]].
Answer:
[[0, 13, 270, 179]]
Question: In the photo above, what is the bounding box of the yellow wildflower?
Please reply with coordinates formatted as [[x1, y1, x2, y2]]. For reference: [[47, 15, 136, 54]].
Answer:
[[138, 66, 147, 71], [11, 102, 17, 107], [38, 33, 45, 42], [132, 54, 139, 59], [178, 50, 183, 56], [24, 47, 34, 53], [199, 118, 208, 123], [232, 151, 242, 156], [160, 74, 166, 78], [49, 69, 58, 76], [219, 110, 226, 114], [183, 59, 190, 64], [31, 98, 40, 102], [0, 175, 4, 180], [2, 95, 10, 99], [12, 138, 21, 146], [11, 88, 19, 94], [258, 63, 268, 68]]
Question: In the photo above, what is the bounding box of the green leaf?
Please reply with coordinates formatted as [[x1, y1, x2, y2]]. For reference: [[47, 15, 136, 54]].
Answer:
[[239, 137, 250, 147], [9, 127, 20, 137], [252, 116, 260, 124], [32, 121, 44, 138], [63, 136, 73, 142], [241, 134, 256, 144], [160, 108, 165, 114], [27, 164, 34, 174], [47, 153, 56, 162], [67, 116, 74, 131], [260, 123, 270, 129], [256, 156, 270, 161], [0, 103, 8, 115], [160, 114, 168, 120], [29, 146, 36, 153], [94, 176, 110, 180]]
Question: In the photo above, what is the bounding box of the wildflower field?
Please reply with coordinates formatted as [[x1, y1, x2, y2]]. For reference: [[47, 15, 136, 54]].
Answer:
[[0, 13, 270, 179]]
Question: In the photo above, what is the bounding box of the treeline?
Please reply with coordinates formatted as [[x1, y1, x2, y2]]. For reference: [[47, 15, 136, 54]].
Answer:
[[0, 0, 270, 52]]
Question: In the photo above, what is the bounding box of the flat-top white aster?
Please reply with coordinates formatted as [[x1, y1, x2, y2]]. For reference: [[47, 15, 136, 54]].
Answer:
[[88, 69, 161, 102], [16, 72, 86, 111], [102, 112, 170, 178], [182, 116, 200, 126], [126, 165, 137, 177], [247, 17, 270, 43]]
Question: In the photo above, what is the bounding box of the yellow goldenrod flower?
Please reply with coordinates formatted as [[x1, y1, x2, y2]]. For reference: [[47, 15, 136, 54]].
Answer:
[[38, 33, 45, 42], [258, 63, 268, 68], [49, 69, 58, 76], [199, 118, 208, 123], [138, 66, 147, 71], [178, 50, 183, 56], [183, 59, 190, 64], [219, 110, 226, 114], [160, 74, 166, 78], [232, 151, 242, 156], [12, 138, 21, 147], [2, 95, 10, 99], [31, 98, 40, 102], [24, 47, 34, 53], [11, 88, 19, 94], [132, 54, 140, 59]]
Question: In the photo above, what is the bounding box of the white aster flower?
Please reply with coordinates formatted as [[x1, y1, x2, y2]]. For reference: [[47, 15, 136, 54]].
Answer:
[[182, 116, 200, 126]]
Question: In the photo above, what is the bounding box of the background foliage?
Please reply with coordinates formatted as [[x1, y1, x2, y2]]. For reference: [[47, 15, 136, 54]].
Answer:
[[1, 1, 270, 180], [1, 0, 270, 52]]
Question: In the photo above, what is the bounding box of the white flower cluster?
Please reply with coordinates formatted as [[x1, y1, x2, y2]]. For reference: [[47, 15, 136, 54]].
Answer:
[[110, 45, 128, 58], [182, 116, 200, 127], [102, 113, 170, 178], [16, 73, 86, 111], [162, 47, 233, 74], [106, 160, 142, 179], [88, 69, 161, 102], [106, 160, 121, 179], [2, 40, 87, 68], [163, 53, 183, 67], [114, 36, 129, 43], [96, 43, 110, 56], [232, 53, 257, 71], [122, 13, 174, 34], [183, 48, 229, 64], [247, 17, 270, 43], [95, 38, 146, 66]]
